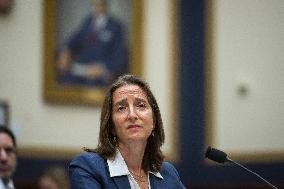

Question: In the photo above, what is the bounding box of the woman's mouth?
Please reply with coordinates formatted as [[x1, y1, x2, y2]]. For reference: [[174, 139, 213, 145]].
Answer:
[[127, 124, 141, 129]]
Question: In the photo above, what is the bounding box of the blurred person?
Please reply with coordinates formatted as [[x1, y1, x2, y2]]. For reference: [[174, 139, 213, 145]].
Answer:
[[69, 75, 186, 189], [0, 126, 17, 189], [56, 0, 128, 87], [38, 165, 69, 189]]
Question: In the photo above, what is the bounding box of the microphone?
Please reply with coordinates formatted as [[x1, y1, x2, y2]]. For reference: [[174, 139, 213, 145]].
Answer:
[[205, 146, 278, 189]]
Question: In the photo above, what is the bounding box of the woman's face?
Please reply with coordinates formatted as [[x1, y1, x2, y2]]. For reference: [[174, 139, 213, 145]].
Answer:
[[112, 84, 154, 144]]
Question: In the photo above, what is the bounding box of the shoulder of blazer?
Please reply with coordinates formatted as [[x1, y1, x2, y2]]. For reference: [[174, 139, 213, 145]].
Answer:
[[69, 152, 108, 175], [71, 152, 105, 163], [162, 161, 176, 171], [161, 161, 181, 179]]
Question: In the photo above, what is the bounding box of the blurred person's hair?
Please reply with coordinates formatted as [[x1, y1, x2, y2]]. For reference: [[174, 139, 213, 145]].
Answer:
[[40, 165, 69, 189], [0, 126, 16, 147]]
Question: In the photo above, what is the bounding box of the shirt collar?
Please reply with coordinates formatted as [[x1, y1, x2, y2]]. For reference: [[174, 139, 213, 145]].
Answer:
[[149, 171, 163, 179], [107, 149, 163, 179], [0, 179, 14, 189], [7, 180, 14, 189], [95, 15, 107, 29], [107, 149, 129, 177]]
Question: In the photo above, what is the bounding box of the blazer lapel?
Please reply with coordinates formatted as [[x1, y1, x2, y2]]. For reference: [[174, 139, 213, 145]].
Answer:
[[113, 175, 131, 189], [149, 174, 164, 189]]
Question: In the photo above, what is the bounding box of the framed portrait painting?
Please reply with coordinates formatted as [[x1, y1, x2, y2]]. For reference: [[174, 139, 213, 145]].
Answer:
[[44, 0, 143, 106]]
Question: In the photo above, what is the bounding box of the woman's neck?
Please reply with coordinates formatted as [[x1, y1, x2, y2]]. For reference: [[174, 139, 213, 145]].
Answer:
[[118, 141, 146, 172]]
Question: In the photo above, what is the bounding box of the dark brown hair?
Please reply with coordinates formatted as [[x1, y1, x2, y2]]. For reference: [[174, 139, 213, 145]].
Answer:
[[0, 126, 16, 148], [87, 74, 165, 172]]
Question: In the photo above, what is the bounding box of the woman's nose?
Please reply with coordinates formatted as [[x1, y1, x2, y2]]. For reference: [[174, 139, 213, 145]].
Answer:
[[127, 106, 138, 121]]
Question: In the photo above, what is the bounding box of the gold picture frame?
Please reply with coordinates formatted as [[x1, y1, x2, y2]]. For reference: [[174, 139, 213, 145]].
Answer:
[[44, 1, 143, 106]]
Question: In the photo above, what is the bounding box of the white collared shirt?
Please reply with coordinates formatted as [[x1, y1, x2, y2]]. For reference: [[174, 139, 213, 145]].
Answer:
[[0, 179, 14, 189], [94, 15, 107, 31], [107, 150, 163, 189]]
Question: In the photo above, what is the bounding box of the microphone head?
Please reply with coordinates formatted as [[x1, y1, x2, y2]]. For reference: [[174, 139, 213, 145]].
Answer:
[[205, 146, 228, 163]]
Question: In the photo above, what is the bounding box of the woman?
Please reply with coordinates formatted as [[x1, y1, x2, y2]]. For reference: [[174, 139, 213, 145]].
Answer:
[[69, 74, 186, 189]]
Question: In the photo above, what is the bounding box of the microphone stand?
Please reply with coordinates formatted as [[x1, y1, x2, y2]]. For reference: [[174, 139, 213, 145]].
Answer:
[[226, 158, 278, 189]]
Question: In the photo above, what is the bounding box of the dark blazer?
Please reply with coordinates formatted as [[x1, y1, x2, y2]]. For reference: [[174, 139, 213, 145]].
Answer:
[[69, 152, 186, 189]]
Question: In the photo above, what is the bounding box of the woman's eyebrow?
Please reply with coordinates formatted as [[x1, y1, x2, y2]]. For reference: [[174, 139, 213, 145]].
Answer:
[[134, 97, 147, 103]]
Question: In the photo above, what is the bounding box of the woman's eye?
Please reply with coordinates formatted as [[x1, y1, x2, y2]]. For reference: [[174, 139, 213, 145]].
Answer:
[[117, 106, 126, 112], [137, 102, 146, 108]]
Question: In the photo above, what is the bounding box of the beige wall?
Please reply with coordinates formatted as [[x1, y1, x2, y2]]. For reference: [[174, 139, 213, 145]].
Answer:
[[211, 0, 284, 155]]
